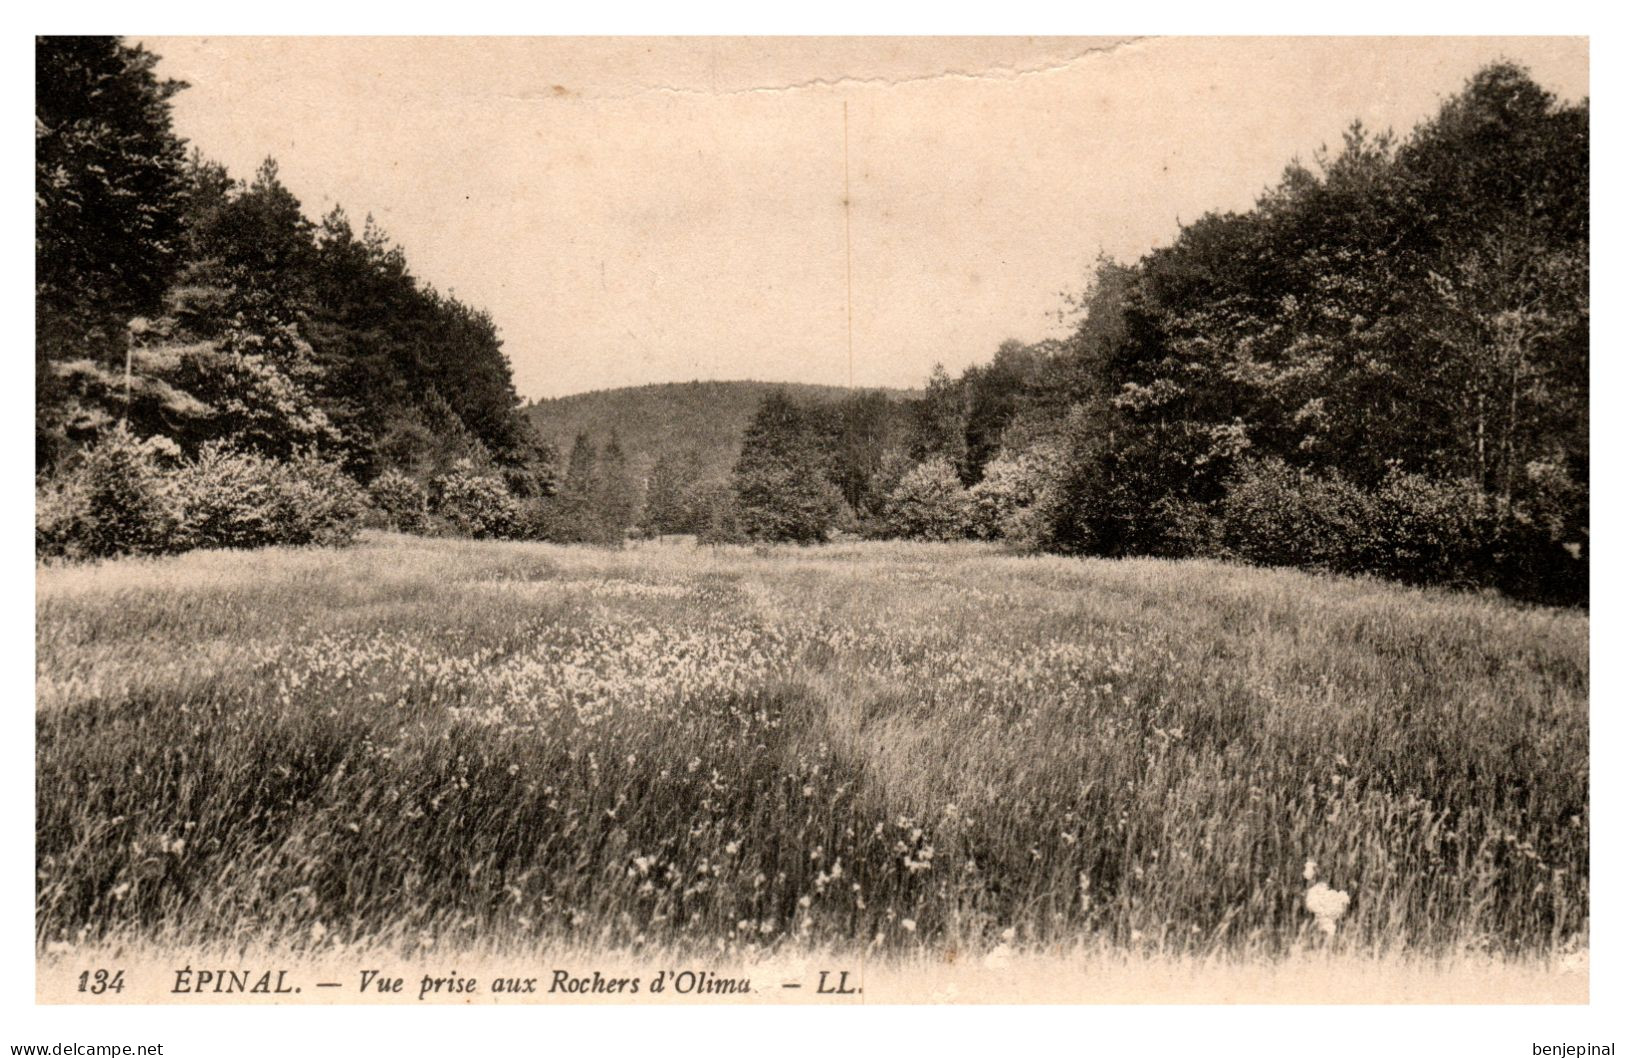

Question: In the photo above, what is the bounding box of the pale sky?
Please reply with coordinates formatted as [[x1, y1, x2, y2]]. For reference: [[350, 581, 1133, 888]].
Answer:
[[140, 36, 1588, 400]]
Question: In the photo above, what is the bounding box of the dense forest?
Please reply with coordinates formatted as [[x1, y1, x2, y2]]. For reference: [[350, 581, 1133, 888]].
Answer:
[[36, 36, 555, 554], [722, 61, 1588, 603], [36, 39, 1587, 604]]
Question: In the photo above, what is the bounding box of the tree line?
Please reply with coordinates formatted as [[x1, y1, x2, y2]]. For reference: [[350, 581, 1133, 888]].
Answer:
[[719, 63, 1587, 604], [36, 41, 1588, 604], [36, 36, 561, 557]]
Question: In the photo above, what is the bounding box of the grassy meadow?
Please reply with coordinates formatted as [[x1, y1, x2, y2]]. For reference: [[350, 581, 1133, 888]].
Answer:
[[35, 533, 1588, 987]]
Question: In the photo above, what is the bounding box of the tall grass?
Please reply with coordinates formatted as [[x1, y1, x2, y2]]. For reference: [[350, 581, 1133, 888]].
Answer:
[[36, 534, 1587, 964]]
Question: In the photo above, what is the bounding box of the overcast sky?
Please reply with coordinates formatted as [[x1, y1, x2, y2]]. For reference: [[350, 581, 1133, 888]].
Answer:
[[140, 36, 1588, 400]]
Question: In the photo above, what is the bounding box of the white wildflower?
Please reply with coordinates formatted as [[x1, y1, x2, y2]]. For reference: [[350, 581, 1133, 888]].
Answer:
[[1305, 881, 1350, 935]]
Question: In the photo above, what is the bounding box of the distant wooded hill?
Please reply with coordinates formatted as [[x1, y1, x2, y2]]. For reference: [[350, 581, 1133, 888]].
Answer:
[[524, 380, 920, 481]]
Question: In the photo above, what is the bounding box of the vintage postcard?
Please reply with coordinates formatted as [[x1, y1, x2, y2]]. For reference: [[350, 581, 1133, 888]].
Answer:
[[30, 32, 1591, 1031]]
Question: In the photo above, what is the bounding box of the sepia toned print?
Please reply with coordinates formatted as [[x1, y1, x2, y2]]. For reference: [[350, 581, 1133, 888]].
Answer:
[[34, 36, 1587, 1005]]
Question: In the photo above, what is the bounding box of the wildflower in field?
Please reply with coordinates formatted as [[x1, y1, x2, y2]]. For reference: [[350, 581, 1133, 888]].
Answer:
[[35, 536, 1590, 965], [1305, 882, 1350, 936]]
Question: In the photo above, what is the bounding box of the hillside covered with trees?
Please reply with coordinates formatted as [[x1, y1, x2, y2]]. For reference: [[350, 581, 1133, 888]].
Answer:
[[524, 380, 917, 483]]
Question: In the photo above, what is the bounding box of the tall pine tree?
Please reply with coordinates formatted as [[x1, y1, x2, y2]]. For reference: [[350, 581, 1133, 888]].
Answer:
[[36, 36, 190, 465]]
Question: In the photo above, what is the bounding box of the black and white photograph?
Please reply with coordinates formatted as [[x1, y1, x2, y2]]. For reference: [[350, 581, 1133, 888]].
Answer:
[[21, 27, 1601, 1044]]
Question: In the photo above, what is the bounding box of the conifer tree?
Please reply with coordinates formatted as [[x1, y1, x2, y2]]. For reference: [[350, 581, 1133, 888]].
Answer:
[[732, 391, 843, 543], [36, 36, 190, 465], [593, 431, 640, 542], [549, 432, 599, 543]]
